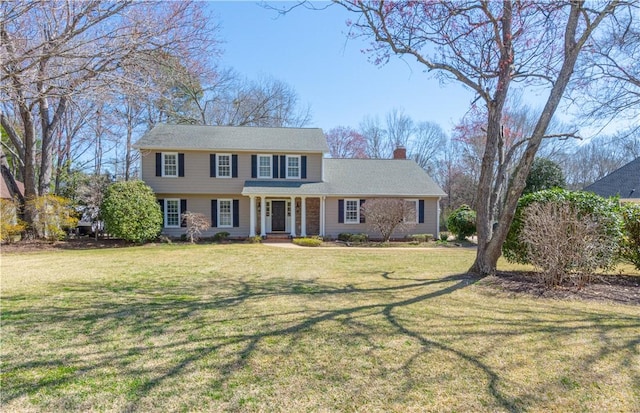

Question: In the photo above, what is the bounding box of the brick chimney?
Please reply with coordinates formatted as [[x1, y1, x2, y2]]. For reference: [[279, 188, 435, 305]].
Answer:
[[393, 146, 407, 160]]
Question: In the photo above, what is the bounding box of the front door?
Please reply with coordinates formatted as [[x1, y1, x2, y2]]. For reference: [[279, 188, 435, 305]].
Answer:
[[271, 201, 286, 231]]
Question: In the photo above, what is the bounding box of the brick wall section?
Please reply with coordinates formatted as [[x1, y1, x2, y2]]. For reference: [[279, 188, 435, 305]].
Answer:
[[305, 198, 320, 235]]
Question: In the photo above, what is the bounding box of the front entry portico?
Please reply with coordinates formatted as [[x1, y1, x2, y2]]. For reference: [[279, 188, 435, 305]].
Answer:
[[243, 180, 327, 238]]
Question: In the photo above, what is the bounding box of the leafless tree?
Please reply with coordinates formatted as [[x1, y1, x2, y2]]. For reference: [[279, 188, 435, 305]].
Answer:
[[409, 121, 446, 175], [181, 211, 210, 243], [359, 115, 390, 158], [361, 198, 416, 242], [385, 108, 413, 149], [205, 74, 311, 127], [325, 126, 368, 158], [337, 0, 629, 275], [575, 7, 640, 134], [1, 0, 219, 230]]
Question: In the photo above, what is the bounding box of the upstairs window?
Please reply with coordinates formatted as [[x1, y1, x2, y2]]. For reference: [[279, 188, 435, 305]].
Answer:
[[163, 153, 178, 177], [258, 155, 272, 179], [217, 154, 231, 178], [286, 155, 300, 179]]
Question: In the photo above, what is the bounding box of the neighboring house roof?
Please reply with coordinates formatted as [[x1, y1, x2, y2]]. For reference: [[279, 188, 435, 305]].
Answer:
[[243, 159, 447, 197], [134, 124, 330, 153], [584, 157, 640, 200], [1, 174, 24, 199]]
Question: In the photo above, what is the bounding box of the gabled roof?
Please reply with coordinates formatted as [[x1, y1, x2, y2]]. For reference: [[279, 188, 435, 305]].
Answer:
[[325, 158, 445, 197], [584, 157, 640, 200], [134, 124, 329, 153]]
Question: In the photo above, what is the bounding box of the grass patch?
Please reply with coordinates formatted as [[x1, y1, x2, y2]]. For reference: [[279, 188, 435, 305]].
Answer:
[[1, 244, 639, 412]]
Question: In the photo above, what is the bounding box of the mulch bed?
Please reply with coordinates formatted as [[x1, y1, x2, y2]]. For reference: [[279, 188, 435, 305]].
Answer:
[[1, 238, 131, 252], [481, 271, 640, 306]]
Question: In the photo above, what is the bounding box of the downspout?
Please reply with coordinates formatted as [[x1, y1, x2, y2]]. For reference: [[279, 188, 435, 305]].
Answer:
[[436, 196, 441, 240]]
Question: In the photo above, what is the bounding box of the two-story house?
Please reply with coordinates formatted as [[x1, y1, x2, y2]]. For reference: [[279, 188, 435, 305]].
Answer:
[[135, 124, 446, 240]]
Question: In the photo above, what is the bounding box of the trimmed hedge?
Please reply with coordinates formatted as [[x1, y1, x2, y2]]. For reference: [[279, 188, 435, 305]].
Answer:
[[293, 237, 323, 247]]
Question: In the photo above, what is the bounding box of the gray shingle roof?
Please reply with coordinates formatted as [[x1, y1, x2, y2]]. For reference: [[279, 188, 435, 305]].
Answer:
[[242, 159, 445, 197], [322, 159, 446, 197], [584, 157, 640, 199], [242, 180, 328, 196], [134, 124, 329, 153]]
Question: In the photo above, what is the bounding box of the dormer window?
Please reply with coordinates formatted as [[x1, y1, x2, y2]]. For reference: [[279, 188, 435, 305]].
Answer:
[[286, 155, 300, 179]]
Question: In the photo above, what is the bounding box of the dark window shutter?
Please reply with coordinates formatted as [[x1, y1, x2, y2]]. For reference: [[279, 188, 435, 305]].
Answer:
[[419, 200, 425, 224], [211, 200, 217, 227], [280, 155, 286, 178], [301, 156, 307, 179], [156, 153, 162, 176], [158, 199, 164, 226], [251, 155, 257, 178], [232, 154, 238, 178], [180, 199, 187, 227], [360, 199, 366, 223], [233, 199, 240, 228], [210, 154, 216, 177], [178, 153, 185, 177], [338, 199, 344, 224], [272, 155, 279, 178]]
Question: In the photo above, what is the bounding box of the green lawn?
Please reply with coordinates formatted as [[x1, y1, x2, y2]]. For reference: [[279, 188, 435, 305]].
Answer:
[[1, 244, 638, 412]]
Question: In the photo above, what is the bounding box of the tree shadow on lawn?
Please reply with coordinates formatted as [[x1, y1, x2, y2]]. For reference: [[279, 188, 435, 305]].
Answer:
[[2, 272, 638, 412]]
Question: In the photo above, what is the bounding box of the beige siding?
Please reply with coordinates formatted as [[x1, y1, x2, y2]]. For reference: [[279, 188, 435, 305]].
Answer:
[[141, 151, 324, 195], [324, 197, 440, 240], [157, 194, 250, 239]]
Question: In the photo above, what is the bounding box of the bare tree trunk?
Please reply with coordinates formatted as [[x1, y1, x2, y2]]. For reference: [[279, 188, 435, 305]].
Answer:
[[470, 1, 611, 276]]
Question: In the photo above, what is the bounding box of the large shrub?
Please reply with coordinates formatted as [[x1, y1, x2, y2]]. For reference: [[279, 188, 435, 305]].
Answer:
[[503, 189, 622, 286], [523, 157, 565, 195], [25, 195, 78, 241], [101, 181, 162, 243], [619, 202, 640, 270], [0, 198, 25, 243], [446, 204, 476, 241]]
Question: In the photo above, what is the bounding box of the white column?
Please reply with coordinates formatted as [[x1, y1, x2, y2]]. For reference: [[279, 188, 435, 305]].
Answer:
[[300, 196, 307, 237], [260, 196, 266, 237], [320, 196, 325, 236], [249, 196, 256, 237], [290, 196, 297, 237]]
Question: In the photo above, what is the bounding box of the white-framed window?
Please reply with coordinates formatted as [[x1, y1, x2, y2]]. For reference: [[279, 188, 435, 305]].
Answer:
[[345, 199, 360, 224], [162, 153, 178, 177], [258, 155, 272, 179], [165, 199, 180, 228], [404, 199, 419, 224], [218, 199, 233, 228], [217, 154, 231, 178], [286, 155, 300, 179]]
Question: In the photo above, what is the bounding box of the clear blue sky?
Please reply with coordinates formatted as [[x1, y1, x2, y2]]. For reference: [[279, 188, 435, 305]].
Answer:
[[207, 1, 473, 133]]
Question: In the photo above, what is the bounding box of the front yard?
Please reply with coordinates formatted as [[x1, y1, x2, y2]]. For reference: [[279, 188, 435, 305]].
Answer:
[[1, 244, 638, 412]]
